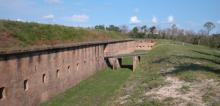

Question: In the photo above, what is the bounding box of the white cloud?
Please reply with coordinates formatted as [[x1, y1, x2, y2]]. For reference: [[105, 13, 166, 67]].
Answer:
[[16, 18, 24, 22], [45, 0, 61, 4], [167, 15, 174, 23], [69, 14, 89, 22], [130, 16, 141, 24], [152, 16, 158, 24], [43, 14, 55, 20]]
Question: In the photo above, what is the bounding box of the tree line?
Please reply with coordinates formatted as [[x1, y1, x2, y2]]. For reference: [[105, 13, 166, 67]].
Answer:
[[93, 22, 220, 49]]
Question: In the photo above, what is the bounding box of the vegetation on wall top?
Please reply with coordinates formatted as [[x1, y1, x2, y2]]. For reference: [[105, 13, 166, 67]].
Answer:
[[0, 20, 126, 49]]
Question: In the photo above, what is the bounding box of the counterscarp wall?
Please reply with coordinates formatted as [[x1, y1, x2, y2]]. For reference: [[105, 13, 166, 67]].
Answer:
[[0, 39, 154, 106]]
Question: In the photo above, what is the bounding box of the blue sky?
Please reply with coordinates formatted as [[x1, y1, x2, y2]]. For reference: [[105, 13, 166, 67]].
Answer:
[[0, 0, 220, 33]]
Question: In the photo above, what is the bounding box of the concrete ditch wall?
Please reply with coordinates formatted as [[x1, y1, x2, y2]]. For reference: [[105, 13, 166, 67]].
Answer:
[[0, 39, 154, 106]]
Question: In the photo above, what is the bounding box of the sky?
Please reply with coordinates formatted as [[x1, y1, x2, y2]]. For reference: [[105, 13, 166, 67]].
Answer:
[[0, 0, 220, 33]]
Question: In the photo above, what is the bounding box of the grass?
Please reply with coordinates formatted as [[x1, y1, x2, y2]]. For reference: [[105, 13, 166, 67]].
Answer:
[[0, 20, 126, 49], [110, 39, 220, 105], [41, 39, 220, 106], [40, 68, 131, 106]]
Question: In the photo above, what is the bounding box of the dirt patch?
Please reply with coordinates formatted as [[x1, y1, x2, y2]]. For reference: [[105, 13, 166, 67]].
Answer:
[[145, 76, 220, 106]]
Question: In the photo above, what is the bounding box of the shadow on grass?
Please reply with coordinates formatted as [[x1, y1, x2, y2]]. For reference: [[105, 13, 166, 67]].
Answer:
[[175, 55, 220, 64], [192, 50, 220, 59], [153, 54, 220, 65], [152, 54, 220, 76], [164, 63, 220, 75]]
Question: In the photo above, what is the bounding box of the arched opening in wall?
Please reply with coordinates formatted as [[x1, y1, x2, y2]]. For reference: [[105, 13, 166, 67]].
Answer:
[[67, 65, 70, 72], [24, 80, 28, 91], [35, 65, 37, 71], [0, 87, 5, 100], [56, 70, 60, 78], [42, 74, 46, 83], [76, 63, 79, 71]]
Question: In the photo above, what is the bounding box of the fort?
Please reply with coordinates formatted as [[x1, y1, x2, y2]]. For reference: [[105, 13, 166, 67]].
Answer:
[[0, 39, 154, 106]]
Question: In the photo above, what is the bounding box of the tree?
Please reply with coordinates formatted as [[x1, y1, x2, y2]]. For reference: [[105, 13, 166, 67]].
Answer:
[[140, 25, 146, 32], [129, 26, 145, 38], [171, 24, 177, 36], [149, 26, 156, 34], [95, 25, 105, 30], [107, 25, 120, 32], [141, 25, 148, 34], [132, 27, 139, 33], [203, 22, 215, 35]]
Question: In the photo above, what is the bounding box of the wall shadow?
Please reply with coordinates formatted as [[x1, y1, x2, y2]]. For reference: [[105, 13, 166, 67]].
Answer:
[[104, 58, 113, 69], [104, 58, 133, 70], [121, 64, 133, 70]]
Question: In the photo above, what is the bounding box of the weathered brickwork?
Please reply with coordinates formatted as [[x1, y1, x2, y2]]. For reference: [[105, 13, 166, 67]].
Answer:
[[0, 39, 154, 106]]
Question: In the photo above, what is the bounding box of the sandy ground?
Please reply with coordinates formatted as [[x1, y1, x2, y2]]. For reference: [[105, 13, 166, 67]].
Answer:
[[145, 76, 220, 106]]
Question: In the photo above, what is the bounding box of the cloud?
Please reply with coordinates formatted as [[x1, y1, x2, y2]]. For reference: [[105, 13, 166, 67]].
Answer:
[[217, 20, 220, 24], [130, 16, 141, 24], [45, 0, 61, 4], [152, 16, 158, 24], [167, 15, 174, 23], [43, 14, 55, 20], [16, 18, 25, 22], [69, 14, 89, 22]]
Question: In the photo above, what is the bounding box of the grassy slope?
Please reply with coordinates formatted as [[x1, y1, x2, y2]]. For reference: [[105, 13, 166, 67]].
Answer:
[[0, 20, 126, 49], [40, 68, 131, 106], [110, 40, 220, 106]]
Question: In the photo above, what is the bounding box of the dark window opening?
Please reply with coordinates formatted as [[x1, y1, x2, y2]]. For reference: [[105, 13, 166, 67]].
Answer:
[[0, 87, 5, 100], [76, 63, 79, 71], [56, 70, 60, 78], [24, 80, 28, 91], [42, 74, 46, 83], [67, 65, 71, 72]]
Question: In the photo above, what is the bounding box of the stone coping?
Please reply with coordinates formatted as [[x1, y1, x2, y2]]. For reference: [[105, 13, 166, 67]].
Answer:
[[0, 39, 133, 56], [105, 51, 148, 58]]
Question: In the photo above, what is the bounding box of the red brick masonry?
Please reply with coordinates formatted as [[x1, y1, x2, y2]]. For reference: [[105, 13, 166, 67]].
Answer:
[[0, 39, 155, 106]]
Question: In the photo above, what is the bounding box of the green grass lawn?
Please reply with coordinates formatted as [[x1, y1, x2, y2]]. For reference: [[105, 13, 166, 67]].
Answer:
[[110, 40, 220, 106], [40, 68, 131, 106]]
